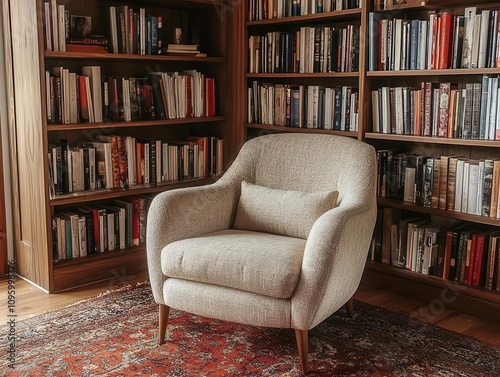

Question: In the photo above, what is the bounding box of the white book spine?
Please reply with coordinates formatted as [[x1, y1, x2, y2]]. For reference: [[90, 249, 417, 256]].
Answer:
[[50, 0, 59, 52], [454, 159, 465, 212], [462, 7, 478, 68], [57, 4, 66, 52], [477, 160, 485, 216], [496, 87, 500, 140], [418, 20, 427, 70], [478, 11, 491, 68], [467, 163, 479, 215], [470, 14, 482, 68], [461, 161, 470, 213]]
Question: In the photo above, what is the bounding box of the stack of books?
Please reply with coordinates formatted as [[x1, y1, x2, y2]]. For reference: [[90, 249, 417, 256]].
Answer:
[[166, 44, 206, 57]]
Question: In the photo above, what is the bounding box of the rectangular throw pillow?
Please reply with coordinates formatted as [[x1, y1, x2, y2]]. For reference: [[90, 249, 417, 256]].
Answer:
[[233, 181, 338, 239]]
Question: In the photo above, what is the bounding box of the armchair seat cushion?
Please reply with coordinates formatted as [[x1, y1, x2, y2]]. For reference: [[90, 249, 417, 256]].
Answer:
[[161, 229, 306, 299]]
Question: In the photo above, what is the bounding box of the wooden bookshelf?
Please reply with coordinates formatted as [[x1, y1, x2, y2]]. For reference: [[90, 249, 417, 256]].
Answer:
[[6, 0, 236, 292], [0, 127, 6, 276], [244, 1, 368, 140], [365, 0, 500, 322], [5, 0, 499, 325]]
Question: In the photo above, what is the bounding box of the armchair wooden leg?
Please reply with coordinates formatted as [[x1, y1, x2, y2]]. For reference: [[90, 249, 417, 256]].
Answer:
[[294, 329, 309, 375], [345, 297, 354, 318], [159, 304, 170, 345]]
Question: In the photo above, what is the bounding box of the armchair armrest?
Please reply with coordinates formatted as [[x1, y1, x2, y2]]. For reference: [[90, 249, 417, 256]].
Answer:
[[147, 181, 239, 304], [291, 201, 377, 330]]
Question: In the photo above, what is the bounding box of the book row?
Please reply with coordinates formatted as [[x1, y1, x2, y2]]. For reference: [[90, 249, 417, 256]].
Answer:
[[377, 150, 500, 219], [372, 210, 500, 291], [248, 0, 361, 21], [372, 76, 500, 140], [369, 7, 500, 71], [48, 136, 223, 198], [248, 82, 359, 130], [248, 25, 359, 74], [108, 5, 163, 55], [42, 0, 168, 55], [52, 197, 150, 262], [45, 67, 215, 124]]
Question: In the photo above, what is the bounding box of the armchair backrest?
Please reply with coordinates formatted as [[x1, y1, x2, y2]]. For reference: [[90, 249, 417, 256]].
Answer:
[[222, 133, 377, 210]]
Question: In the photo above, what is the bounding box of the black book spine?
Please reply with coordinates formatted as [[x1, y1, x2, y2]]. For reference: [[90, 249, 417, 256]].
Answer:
[[81, 210, 96, 255], [83, 148, 90, 190], [150, 140, 157, 184], [313, 27, 321, 73]]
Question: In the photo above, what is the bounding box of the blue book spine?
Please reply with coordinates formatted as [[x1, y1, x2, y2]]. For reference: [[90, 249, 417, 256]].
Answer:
[[410, 19, 420, 70], [333, 87, 341, 130]]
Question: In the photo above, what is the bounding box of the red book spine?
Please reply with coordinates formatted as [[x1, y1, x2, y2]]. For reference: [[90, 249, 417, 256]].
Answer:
[[205, 78, 215, 117], [78, 75, 89, 122], [136, 142, 143, 185], [423, 82, 433, 136], [438, 13, 453, 69], [472, 234, 487, 286], [443, 230, 454, 280], [465, 234, 477, 285]]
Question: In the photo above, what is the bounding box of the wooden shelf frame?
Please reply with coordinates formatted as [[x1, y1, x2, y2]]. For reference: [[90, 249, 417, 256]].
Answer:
[[246, 72, 360, 78], [362, 261, 500, 323], [246, 123, 359, 137], [246, 8, 363, 27], [47, 116, 226, 131], [368, 68, 500, 77], [377, 197, 500, 227], [50, 176, 217, 206], [45, 51, 225, 63], [365, 133, 500, 147]]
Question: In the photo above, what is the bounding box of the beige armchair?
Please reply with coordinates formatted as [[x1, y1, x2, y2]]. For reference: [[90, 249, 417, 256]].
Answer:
[[146, 133, 377, 374]]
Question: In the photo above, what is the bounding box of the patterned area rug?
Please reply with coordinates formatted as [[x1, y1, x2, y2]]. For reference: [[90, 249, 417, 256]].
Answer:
[[3, 282, 500, 376]]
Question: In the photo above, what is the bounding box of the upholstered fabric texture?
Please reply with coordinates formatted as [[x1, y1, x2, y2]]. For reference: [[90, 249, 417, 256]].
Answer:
[[233, 181, 338, 239], [147, 133, 378, 330], [162, 229, 306, 299]]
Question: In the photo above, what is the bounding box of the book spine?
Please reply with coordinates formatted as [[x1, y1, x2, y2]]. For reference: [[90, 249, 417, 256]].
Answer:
[[437, 13, 452, 69]]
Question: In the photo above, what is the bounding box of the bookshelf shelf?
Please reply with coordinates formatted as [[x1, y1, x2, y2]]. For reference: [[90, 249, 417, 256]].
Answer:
[[49, 177, 217, 206], [53, 245, 144, 269], [246, 123, 358, 137], [52, 246, 147, 292], [362, 261, 500, 323], [45, 51, 225, 63], [367, 68, 500, 77], [377, 198, 500, 227], [47, 116, 226, 131], [246, 9, 362, 27], [365, 133, 500, 147], [246, 72, 360, 78]]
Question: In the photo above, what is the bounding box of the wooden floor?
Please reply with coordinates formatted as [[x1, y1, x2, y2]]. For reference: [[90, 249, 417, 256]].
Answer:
[[1, 270, 500, 348]]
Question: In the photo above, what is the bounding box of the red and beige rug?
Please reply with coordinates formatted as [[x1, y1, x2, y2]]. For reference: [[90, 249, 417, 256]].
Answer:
[[3, 282, 499, 376]]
